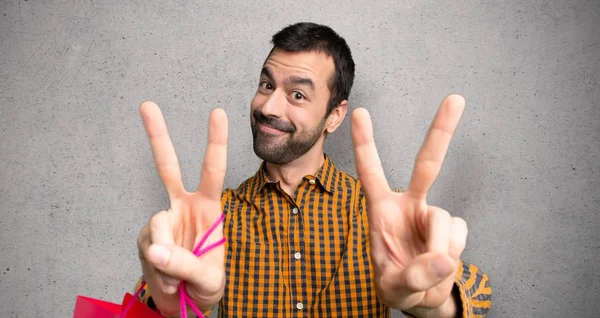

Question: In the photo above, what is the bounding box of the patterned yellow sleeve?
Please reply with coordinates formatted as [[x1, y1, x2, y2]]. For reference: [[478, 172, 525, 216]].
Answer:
[[134, 278, 152, 304], [455, 260, 492, 317]]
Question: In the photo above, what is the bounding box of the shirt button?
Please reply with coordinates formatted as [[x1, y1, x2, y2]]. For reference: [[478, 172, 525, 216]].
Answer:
[[296, 302, 303, 310], [294, 252, 301, 260], [292, 207, 298, 214], [308, 179, 316, 185]]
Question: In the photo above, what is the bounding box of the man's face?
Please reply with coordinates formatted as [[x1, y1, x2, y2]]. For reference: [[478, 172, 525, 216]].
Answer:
[[250, 48, 335, 164]]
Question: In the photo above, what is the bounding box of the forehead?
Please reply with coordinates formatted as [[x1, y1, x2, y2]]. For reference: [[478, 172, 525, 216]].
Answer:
[[263, 48, 334, 87]]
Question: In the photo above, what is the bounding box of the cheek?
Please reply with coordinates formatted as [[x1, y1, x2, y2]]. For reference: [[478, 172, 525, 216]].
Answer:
[[251, 92, 269, 110], [287, 108, 316, 133]]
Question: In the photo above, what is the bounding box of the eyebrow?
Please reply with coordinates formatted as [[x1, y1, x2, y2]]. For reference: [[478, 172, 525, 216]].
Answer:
[[261, 67, 274, 81], [286, 75, 314, 91], [261, 67, 315, 91]]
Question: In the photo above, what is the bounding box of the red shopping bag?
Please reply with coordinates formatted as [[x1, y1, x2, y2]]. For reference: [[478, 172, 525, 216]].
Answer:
[[73, 293, 162, 318], [75, 213, 227, 318]]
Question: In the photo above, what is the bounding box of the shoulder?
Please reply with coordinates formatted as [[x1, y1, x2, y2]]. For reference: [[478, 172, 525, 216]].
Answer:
[[220, 175, 258, 205], [334, 168, 405, 200], [345, 171, 361, 192], [333, 168, 365, 200]]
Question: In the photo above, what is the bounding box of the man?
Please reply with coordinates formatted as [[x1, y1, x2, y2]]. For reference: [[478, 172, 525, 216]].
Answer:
[[135, 23, 491, 317]]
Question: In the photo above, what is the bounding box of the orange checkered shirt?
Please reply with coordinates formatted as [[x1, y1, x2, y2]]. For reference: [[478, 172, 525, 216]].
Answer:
[[137, 156, 492, 317]]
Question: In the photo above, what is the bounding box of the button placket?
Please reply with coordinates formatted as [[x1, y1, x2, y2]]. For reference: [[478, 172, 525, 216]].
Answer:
[[290, 198, 305, 313]]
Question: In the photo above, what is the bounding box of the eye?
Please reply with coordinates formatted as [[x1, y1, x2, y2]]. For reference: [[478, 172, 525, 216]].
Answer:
[[292, 91, 305, 100], [259, 81, 273, 91]]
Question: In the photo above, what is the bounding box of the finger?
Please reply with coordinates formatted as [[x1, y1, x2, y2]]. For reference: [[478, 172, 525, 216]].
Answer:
[[351, 108, 391, 202], [197, 108, 228, 201], [382, 252, 456, 308], [140, 101, 185, 197], [140, 254, 180, 296], [425, 206, 451, 254], [408, 94, 465, 199], [148, 211, 180, 293], [449, 217, 468, 260], [137, 224, 151, 262], [146, 243, 225, 296], [403, 253, 455, 291], [138, 224, 178, 295], [149, 210, 176, 246]]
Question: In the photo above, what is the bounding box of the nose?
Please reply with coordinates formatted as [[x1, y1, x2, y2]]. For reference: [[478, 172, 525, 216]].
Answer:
[[260, 89, 286, 118]]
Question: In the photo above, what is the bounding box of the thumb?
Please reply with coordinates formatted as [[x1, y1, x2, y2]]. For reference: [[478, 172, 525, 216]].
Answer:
[[147, 243, 225, 296], [401, 253, 456, 292], [382, 253, 456, 309]]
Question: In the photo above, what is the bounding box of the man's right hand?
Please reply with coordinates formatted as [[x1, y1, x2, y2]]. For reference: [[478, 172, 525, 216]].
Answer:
[[136, 101, 228, 316]]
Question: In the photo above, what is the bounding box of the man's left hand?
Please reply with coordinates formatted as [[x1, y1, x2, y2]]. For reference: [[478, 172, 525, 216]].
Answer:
[[351, 94, 468, 318]]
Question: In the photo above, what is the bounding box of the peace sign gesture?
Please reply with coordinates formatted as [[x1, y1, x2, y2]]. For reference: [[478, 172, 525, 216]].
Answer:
[[352, 95, 468, 317], [136, 101, 228, 316]]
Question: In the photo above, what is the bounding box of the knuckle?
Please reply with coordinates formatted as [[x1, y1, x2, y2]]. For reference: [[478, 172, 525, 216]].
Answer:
[[450, 218, 468, 253], [204, 268, 225, 294], [149, 210, 167, 233], [179, 260, 197, 280], [160, 281, 177, 295], [202, 164, 225, 176], [450, 233, 467, 252], [186, 264, 225, 298], [452, 217, 468, 232], [405, 267, 427, 291], [414, 159, 440, 174], [429, 206, 450, 221], [439, 207, 451, 218]]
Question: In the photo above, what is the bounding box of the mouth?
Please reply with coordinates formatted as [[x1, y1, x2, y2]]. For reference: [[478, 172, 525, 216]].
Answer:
[[258, 122, 287, 135]]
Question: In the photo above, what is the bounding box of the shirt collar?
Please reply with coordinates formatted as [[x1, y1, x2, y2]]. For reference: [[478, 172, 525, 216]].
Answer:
[[312, 154, 337, 194], [248, 154, 338, 199]]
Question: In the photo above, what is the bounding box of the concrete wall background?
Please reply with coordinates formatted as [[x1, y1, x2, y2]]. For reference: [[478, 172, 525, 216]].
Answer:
[[1, 0, 598, 317]]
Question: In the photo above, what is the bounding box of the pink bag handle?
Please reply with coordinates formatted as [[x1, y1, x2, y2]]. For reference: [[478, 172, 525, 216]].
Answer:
[[122, 214, 227, 318]]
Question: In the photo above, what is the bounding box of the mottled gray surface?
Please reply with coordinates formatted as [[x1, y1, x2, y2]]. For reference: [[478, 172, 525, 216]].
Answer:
[[1, 0, 599, 317]]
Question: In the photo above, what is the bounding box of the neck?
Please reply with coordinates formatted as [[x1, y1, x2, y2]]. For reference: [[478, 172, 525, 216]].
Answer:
[[265, 141, 325, 196]]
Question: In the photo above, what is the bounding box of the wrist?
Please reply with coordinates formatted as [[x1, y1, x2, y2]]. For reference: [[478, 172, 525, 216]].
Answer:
[[403, 292, 459, 318]]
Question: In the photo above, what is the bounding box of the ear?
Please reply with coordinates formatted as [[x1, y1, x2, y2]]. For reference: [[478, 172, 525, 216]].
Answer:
[[325, 100, 348, 134]]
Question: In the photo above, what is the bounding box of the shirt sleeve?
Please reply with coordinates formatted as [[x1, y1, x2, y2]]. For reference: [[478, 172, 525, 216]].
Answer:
[[454, 260, 492, 317]]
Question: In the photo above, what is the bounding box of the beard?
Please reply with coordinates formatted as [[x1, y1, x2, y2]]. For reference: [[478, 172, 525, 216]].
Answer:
[[251, 109, 326, 165]]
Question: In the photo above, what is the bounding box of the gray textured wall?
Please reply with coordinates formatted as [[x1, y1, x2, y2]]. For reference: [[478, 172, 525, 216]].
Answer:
[[1, 0, 598, 317]]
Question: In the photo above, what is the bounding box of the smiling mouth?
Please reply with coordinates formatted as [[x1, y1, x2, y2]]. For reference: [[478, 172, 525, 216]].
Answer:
[[258, 122, 287, 135]]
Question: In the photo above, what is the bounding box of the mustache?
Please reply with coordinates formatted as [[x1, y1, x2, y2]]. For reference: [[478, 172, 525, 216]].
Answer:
[[253, 109, 296, 133]]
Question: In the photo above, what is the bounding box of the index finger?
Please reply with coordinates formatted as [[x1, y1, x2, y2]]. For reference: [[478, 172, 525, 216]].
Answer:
[[407, 94, 465, 199], [140, 101, 185, 196], [351, 107, 391, 203]]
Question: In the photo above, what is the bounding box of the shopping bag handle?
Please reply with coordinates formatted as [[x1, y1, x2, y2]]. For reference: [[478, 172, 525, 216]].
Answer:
[[122, 213, 227, 318]]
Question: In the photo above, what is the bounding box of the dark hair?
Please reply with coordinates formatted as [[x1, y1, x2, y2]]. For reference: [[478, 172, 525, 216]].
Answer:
[[271, 22, 355, 115]]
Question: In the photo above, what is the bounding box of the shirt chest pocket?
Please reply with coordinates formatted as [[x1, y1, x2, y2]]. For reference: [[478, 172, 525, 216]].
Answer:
[[223, 240, 281, 316]]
